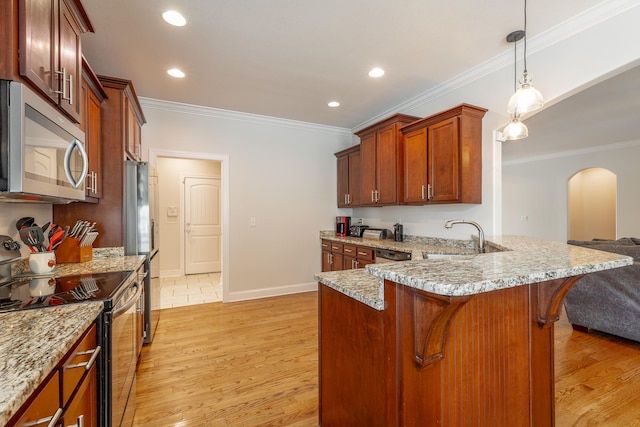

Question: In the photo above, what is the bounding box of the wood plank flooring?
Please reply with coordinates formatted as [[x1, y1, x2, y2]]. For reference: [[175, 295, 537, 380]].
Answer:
[[133, 291, 640, 426]]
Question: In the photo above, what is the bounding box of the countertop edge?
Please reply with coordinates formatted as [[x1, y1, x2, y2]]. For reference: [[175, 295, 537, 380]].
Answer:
[[0, 302, 104, 425]]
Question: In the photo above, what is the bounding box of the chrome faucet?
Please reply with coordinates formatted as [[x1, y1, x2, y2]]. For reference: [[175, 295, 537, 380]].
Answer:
[[444, 219, 485, 253]]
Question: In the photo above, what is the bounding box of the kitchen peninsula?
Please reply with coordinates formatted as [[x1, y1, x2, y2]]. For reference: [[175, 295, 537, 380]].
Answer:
[[315, 235, 632, 426]]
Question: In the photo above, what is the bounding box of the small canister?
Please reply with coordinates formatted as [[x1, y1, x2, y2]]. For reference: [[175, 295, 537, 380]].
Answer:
[[393, 223, 404, 242]]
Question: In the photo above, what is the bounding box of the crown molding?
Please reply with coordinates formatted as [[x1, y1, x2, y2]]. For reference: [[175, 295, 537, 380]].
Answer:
[[139, 97, 352, 136], [502, 138, 640, 166], [352, 0, 640, 133]]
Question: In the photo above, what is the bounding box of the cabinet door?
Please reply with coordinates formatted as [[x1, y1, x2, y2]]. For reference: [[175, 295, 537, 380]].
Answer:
[[360, 132, 377, 205], [58, 0, 82, 121], [83, 80, 102, 199], [347, 150, 361, 206], [19, 0, 57, 100], [63, 364, 97, 427], [331, 252, 343, 271], [428, 117, 459, 202], [322, 250, 332, 272], [337, 154, 349, 208], [126, 98, 142, 161], [13, 372, 61, 427], [376, 123, 399, 205], [403, 128, 428, 204]]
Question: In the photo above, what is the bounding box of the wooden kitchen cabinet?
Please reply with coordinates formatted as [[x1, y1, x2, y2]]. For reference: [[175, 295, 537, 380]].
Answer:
[[54, 75, 146, 248], [81, 57, 107, 201], [356, 114, 420, 206], [11, 372, 62, 427], [343, 244, 375, 270], [18, 0, 93, 123], [401, 104, 487, 204], [126, 96, 143, 161], [335, 145, 361, 207], [321, 240, 344, 272], [8, 323, 98, 427]]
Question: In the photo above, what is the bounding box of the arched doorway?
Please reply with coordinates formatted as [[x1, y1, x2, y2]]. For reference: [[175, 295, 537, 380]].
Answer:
[[567, 168, 617, 240]]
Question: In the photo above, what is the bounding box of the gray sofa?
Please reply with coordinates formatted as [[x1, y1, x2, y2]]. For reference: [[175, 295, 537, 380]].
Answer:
[[564, 238, 640, 342]]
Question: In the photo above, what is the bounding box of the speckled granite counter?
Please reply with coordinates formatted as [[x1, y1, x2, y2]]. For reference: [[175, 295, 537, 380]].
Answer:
[[315, 235, 633, 309], [11, 254, 145, 278], [320, 230, 477, 260], [0, 303, 104, 425]]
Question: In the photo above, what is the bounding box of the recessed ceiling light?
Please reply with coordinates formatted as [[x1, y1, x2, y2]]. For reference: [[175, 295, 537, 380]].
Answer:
[[328, 101, 340, 108], [368, 67, 385, 78], [162, 10, 186, 26], [167, 68, 185, 78]]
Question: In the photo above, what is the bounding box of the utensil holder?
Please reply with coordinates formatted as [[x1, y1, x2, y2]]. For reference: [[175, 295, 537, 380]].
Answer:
[[54, 237, 93, 263]]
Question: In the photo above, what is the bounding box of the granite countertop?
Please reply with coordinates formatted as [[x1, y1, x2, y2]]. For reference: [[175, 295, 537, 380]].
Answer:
[[315, 235, 633, 310], [0, 302, 104, 425], [11, 254, 146, 278], [320, 230, 477, 260]]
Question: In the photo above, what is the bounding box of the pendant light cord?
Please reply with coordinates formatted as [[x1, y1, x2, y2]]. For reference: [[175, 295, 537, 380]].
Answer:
[[523, 0, 528, 73]]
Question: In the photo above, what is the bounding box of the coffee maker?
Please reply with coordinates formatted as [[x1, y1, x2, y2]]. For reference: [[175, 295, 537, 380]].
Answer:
[[335, 216, 351, 237]]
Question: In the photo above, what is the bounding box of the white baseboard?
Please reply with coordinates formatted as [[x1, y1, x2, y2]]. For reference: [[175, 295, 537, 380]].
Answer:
[[226, 281, 318, 302], [160, 269, 182, 278]]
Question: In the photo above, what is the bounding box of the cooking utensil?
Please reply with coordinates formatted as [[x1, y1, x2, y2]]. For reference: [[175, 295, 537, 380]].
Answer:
[[19, 226, 46, 252], [48, 227, 67, 251], [80, 231, 98, 247], [41, 222, 50, 234], [15, 217, 35, 231]]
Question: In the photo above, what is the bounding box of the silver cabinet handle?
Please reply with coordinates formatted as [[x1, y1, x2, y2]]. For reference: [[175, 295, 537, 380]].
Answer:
[[68, 414, 84, 427], [23, 408, 63, 427], [328, 253, 333, 265], [53, 68, 67, 98], [371, 190, 375, 203], [421, 185, 426, 200], [66, 73, 73, 104], [427, 184, 433, 200], [344, 248, 353, 253], [65, 345, 101, 371], [347, 194, 351, 205], [92, 171, 97, 193]]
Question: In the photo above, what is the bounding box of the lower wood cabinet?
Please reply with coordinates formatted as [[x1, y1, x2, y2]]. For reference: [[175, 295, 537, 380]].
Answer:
[[321, 240, 376, 272], [9, 323, 99, 427]]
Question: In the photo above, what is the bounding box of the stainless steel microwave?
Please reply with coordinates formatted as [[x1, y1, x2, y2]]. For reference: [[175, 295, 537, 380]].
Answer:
[[0, 80, 88, 203]]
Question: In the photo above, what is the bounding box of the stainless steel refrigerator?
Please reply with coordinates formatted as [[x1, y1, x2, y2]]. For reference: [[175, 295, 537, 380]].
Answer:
[[125, 160, 160, 343]]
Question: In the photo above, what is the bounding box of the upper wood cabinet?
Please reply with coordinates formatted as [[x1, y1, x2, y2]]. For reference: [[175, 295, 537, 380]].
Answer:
[[356, 114, 420, 206], [18, 0, 93, 123], [54, 75, 146, 248], [401, 104, 487, 204], [335, 145, 361, 208], [81, 57, 107, 201]]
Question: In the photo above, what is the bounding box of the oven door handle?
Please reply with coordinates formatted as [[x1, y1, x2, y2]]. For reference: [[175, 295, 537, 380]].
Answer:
[[112, 281, 142, 317]]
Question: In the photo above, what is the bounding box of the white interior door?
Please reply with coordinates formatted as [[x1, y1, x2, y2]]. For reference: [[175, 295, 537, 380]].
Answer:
[[184, 177, 221, 274]]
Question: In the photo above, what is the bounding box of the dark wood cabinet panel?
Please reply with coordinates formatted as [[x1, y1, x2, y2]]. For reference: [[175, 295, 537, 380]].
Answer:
[[18, 0, 92, 123], [81, 58, 106, 201], [401, 104, 486, 205], [54, 76, 145, 248], [335, 145, 361, 207], [356, 114, 419, 206]]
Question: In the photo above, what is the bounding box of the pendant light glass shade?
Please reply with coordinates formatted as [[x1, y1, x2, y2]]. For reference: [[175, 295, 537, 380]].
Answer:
[[503, 116, 528, 140], [507, 71, 544, 115]]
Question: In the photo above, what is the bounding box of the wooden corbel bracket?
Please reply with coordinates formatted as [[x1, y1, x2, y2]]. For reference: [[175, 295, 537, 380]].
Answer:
[[532, 275, 584, 328], [411, 291, 472, 368]]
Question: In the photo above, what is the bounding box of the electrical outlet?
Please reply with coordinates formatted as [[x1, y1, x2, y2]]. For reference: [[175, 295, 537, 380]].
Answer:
[[250, 217, 256, 227]]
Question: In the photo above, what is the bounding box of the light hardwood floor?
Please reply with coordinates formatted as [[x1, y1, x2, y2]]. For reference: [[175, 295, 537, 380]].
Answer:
[[134, 291, 640, 426]]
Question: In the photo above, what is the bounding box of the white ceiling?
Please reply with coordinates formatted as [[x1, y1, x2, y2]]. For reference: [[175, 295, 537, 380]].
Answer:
[[80, 0, 605, 132]]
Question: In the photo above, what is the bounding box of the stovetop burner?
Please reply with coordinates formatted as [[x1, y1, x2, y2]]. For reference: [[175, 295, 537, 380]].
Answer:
[[0, 270, 133, 313]]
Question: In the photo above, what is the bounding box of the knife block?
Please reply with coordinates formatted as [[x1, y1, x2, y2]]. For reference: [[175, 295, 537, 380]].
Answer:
[[54, 237, 93, 263]]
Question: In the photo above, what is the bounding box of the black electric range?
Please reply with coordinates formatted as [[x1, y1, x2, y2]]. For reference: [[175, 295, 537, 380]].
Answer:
[[0, 270, 133, 313]]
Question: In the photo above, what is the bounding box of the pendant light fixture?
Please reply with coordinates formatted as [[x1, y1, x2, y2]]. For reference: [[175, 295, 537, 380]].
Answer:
[[503, 30, 528, 141], [507, 0, 544, 116]]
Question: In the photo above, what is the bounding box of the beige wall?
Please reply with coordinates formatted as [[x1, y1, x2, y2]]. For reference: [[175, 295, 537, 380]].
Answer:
[[156, 157, 221, 276]]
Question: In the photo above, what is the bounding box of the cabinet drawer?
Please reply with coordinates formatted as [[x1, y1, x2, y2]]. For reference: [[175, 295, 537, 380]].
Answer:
[[330, 242, 343, 253], [321, 240, 331, 251], [342, 244, 357, 256], [14, 372, 61, 426], [62, 324, 99, 406], [356, 246, 375, 262]]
